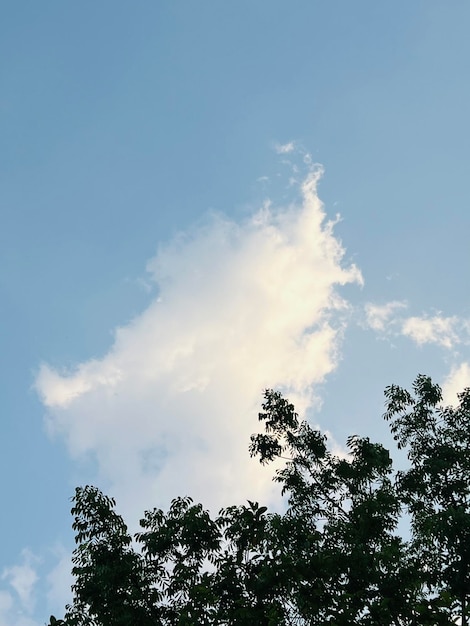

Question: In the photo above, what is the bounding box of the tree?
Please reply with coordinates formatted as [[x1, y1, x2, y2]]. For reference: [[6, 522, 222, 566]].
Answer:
[[48, 376, 470, 625], [384, 374, 470, 625], [249, 391, 426, 625]]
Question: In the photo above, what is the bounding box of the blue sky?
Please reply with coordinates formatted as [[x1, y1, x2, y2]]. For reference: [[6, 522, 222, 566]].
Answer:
[[2, 2, 470, 623]]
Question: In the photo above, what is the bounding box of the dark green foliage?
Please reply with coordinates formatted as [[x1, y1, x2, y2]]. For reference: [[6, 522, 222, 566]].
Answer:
[[60, 486, 160, 626], [49, 376, 470, 625], [384, 374, 470, 625]]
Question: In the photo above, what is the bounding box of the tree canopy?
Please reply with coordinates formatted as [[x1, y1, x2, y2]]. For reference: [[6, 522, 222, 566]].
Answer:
[[48, 375, 470, 625]]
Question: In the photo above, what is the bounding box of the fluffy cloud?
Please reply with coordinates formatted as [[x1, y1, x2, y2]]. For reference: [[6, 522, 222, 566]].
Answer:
[[35, 166, 362, 521], [401, 315, 460, 349], [442, 362, 470, 406]]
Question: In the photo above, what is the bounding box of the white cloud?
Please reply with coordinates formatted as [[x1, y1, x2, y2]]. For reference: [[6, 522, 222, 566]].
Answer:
[[401, 315, 460, 349], [442, 362, 470, 406], [2, 550, 38, 615], [0, 591, 13, 619], [364, 301, 407, 332], [0, 544, 73, 626], [35, 166, 362, 522], [0, 551, 39, 626], [363, 305, 470, 354], [274, 141, 295, 154], [46, 545, 73, 615], [0, 604, 38, 626]]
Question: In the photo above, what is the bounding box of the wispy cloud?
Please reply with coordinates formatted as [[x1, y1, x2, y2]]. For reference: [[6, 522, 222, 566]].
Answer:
[[0, 543, 74, 626], [2, 551, 38, 614], [0, 551, 39, 626], [363, 302, 468, 351], [35, 164, 362, 520], [45, 545, 73, 614], [274, 141, 295, 154], [364, 301, 407, 332]]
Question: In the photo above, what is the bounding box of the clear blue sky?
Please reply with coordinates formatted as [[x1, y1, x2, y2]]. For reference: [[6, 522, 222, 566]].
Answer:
[[2, 2, 470, 622]]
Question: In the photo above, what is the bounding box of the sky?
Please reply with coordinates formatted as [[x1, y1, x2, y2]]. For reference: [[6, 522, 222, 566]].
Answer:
[[2, 2, 470, 623]]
